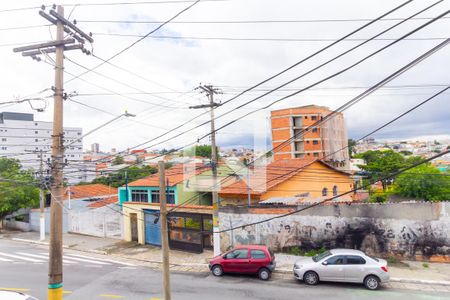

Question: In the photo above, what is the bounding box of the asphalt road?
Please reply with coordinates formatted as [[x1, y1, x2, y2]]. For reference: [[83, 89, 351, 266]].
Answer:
[[0, 239, 449, 300]]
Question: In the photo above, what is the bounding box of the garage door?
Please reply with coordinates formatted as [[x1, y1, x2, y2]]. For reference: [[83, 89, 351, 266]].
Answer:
[[144, 210, 161, 246]]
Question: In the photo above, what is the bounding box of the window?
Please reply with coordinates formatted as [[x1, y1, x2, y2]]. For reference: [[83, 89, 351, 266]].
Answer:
[[1, 138, 6, 142], [346, 255, 366, 265], [1, 146, 6, 150], [333, 185, 338, 196], [311, 115, 317, 120], [313, 152, 319, 157], [322, 187, 328, 196], [35, 139, 38, 142], [313, 140, 319, 145], [35, 131, 38, 134], [226, 249, 248, 259], [35, 122, 38, 126], [251, 250, 267, 259], [151, 190, 160, 203], [312, 127, 318, 133], [151, 190, 175, 204], [131, 189, 148, 202], [326, 255, 345, 265], [313, 250, 332, 262]]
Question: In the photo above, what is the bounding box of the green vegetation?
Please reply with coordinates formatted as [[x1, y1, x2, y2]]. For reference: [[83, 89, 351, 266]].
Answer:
[[422, 262, 429, 268], [394, 164, 450, 201], [184, 144, 216, 158], [0, 158, 39, 224], [348, 139, 357, 158], [112, 156, 125, 165], [91, 165, 157, 188], [284, 246, 327, 257], [388, 256, 397, 264]]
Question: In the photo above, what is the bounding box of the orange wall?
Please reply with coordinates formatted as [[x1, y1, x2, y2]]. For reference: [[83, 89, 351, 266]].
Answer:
[[260, 162, 353, 200]]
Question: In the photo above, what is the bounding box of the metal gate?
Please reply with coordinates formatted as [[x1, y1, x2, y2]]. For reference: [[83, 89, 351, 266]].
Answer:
[[144, 210, 161, 246]]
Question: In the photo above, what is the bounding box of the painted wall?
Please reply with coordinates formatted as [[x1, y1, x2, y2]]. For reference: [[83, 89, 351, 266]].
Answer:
[[118, 186, 177, 205], [219, 202, 450, 262], [261, 162, 353, 200]]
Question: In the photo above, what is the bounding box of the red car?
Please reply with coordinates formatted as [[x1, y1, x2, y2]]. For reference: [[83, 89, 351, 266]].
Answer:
[[209, 245, 276, 280]]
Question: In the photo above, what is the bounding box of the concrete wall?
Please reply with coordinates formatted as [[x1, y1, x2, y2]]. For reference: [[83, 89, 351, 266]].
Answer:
[[219, 202, 450, 262], [68, 205, 122, 239]]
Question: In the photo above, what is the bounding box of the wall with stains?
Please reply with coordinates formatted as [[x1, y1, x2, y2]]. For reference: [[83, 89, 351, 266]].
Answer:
[[219, 202, 450, 262]]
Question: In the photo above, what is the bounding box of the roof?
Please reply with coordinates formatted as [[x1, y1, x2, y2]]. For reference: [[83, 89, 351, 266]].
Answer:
[[234, 245, 269, 250], [128, 163, 211, 187], [219, 158, 350, 198], [87, 195, 118, 208], [330, 249, 365, 255], [64, 184, 117, 200]]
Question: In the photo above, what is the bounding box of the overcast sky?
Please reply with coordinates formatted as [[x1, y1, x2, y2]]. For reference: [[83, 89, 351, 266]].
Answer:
[[1, 0, 449, 153]]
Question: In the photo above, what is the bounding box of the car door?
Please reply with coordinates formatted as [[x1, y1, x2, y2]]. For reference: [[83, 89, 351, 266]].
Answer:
[[319, 255, 346, 282], [344, 255, 367, 283], [222, 248, 250, 273], [249, 249, 268, 273]]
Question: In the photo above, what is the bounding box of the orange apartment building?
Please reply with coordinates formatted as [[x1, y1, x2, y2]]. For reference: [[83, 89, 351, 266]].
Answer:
[[271, 105, 349, 168]]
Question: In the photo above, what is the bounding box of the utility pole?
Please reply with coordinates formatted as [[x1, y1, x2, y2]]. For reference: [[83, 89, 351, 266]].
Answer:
[[25, 149, 46, 241], [158, 161, 171, 300], [13, 5, 93, 300], [190, 84, 222, 256]]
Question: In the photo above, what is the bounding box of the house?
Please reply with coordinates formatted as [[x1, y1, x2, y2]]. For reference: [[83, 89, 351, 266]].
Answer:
[[120, 163, 216, 253], [219, 158, 355, 205]]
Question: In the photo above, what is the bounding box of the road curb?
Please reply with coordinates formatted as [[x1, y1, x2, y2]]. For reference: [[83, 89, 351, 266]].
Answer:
[[272, 268, 450, 286], [10, 237, 108, 255]]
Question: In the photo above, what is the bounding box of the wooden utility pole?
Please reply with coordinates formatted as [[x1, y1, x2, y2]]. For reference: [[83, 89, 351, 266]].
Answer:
[[189, 84, 221, 256], [158, 161, 171, 300], [39, 150, 46, 241], [13, 5, 93, 300]]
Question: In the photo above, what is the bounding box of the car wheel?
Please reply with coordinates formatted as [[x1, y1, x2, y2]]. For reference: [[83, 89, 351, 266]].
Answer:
[[211, 265, 223, 277], [364, 275, 380, 290], [258, 268, 270, 280], [303, 271, 319, 285]]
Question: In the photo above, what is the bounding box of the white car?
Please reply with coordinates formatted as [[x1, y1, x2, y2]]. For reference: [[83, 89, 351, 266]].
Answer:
[[293, 249, 390, 290], [0, 291, 38, 300]]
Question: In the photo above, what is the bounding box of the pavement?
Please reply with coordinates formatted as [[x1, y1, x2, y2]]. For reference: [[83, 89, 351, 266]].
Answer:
[[0, 239, 449, 300], [2, 230, 450, 295]]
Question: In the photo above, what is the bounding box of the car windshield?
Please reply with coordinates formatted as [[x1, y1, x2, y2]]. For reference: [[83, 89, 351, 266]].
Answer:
[[312, 250, 332, 262], [369, 255, 380, 262]]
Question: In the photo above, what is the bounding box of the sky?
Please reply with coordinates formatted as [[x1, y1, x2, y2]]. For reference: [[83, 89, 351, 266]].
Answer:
[[0, 0, 449, 154]]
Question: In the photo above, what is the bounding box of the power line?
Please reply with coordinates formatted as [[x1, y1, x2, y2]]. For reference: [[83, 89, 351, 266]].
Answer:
[[217, 149, 450, 233], [65, 0, 202, 84], [93, 33, 447, 43], [77, 16, 450, 24]]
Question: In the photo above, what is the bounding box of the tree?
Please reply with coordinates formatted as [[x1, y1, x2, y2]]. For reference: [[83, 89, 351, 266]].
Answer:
[[185, 145, 215, 158], [91, 165, 157, 188], [355, 150, 407, 190], [112, 156, 124, 165], [394, 164, 450, 201], [348, 139, 357, 158], [0, 158, 39, 226]]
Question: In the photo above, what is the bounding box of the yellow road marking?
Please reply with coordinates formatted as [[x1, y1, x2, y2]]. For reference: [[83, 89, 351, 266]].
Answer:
[[0, 287, 30, 292], [99, 294, 125, 298], [150, 298, 162, 300], [63, 290, 73, 294]]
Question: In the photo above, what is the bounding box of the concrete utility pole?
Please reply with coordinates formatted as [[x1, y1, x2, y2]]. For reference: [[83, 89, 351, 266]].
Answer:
[[13, 5, 93, 300], [190, 85, 222, 256], [158, 161, 171, 300], [25, 149, 46, 241]]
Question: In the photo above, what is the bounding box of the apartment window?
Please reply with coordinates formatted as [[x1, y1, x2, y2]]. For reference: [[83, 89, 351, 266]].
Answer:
[[311, 115, 317, 120], [322, 187, 328, 196], [1, 147, 6, 150], [77, 132, 81, 136], [131, 189, 148, 202], [313, 152, 319, 157], [35, 122, 38, 126], [333, 185, 338, 196], [35, 131, 38, 134], [304, 116, 308, 119], [1, 138, 6, 142], [35, 139, 38, 142], [293, 116, 302, 127], [312, 127, 318, 133]]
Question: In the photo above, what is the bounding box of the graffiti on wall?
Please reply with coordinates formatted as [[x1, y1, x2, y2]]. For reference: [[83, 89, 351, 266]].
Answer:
[[220, 207, 450, 260]]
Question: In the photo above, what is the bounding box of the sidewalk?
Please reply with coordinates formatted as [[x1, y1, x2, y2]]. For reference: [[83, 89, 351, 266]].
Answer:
[[2, 230, 450, 292]]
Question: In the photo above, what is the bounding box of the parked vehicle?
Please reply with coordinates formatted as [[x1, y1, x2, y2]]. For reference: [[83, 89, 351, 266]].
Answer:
[[293, 249, 389, 290], [209, 245, 276, 280], [0, 290, 38, 300]]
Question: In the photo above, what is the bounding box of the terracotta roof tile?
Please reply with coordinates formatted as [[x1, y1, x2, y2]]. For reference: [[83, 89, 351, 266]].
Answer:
[[128, 164, 211, 187], [65, 184, 117, 200], [87, 196, 118, 208]]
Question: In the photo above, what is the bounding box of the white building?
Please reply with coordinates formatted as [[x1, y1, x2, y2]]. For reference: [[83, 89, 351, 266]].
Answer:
[[0, 111, 87, 184]]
